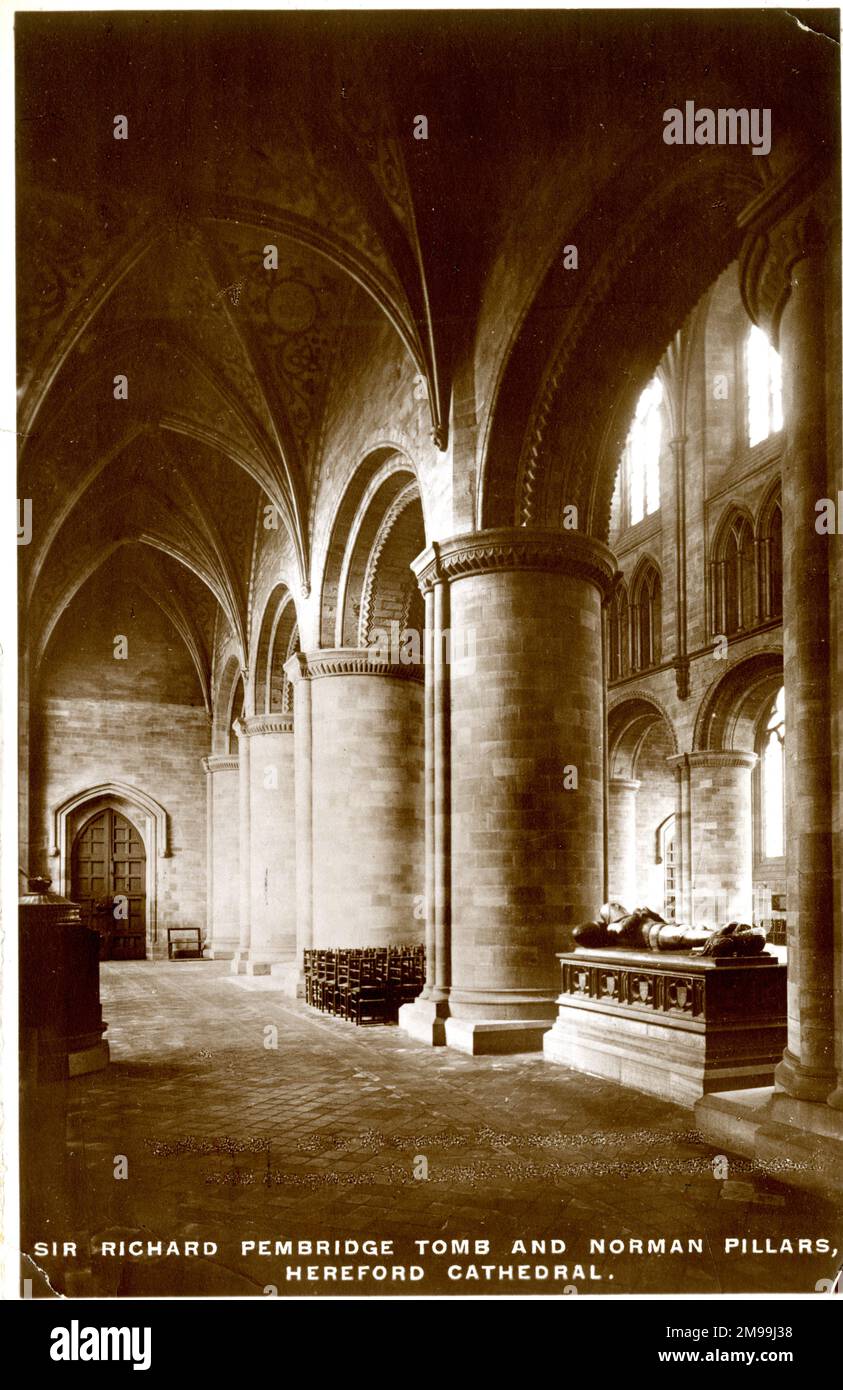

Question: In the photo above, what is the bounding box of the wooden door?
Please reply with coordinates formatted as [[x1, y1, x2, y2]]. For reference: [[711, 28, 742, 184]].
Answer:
[[71, 809, 147, 960]]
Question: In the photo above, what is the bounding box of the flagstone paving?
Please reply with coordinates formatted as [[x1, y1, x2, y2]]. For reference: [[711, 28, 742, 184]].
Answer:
[[22, 961, 843, 1299]]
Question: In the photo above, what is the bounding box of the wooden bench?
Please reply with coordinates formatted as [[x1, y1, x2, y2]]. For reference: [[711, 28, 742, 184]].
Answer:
[[167, 927, 203, 960]]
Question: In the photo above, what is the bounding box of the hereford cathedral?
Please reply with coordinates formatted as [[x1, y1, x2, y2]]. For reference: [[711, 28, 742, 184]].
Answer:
[[15, 10, 843, 1298]]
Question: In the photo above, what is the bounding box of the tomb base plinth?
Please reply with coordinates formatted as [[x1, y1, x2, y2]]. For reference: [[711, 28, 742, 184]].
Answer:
[[543, 947, 786, 1108]]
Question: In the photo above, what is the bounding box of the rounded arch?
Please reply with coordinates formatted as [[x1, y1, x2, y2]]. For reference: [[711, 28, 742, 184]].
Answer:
[[213, 653, 246, 754], [693, 649, 783, 752], [356, 483, 425, 648], [252, 583, 298, 715], [318, 446, 425, 649], [478, 147, 766, 535], [608, 693, 678, 779]]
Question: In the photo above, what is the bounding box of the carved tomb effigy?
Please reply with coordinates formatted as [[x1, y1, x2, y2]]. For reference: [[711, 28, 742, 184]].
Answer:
[[543, 904, 787, 1106]]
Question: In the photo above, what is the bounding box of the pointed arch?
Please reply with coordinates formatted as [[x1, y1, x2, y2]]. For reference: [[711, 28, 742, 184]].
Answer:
[[213, 653, 246, 754], [478, 147, 764, 534], [50, 782, 171, 957], [629, 556, 663, 673], [757, 479, 783, 623], [711, 505, 756, 638], [608, 693, 678, 778], [608, 578, 630, 682]]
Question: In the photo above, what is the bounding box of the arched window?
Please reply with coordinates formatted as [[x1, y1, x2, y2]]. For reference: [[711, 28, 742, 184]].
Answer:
[[611, 376, 663, 530], [758, 490, 783, 623], [758, 686, 785, 859], [631, 561, 662, 672], [746, 324, 783, 447], [713, 511, 756, 637], [608, 580, 631, 681]]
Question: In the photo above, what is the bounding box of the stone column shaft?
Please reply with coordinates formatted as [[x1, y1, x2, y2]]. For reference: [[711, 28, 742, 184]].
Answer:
[[607, 777, 640, 908], [421, 588, 436, 996], [231, 714, 296, 978], [232, 720, 251, 968], [740, 183, 838, 1103], [432, 578, 451, 1000], [400, 570, 451, 1044], [290, 650, 425, 951], [777, 238, 836, 1100], [202, 754, 240, 959], [404, 528, 615, 1057], [285, 655, 313, 996], [668, 751, 757, 927]]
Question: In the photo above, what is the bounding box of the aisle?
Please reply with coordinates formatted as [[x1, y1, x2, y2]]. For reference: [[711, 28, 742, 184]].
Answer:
[[24, 960, 841, 1298]]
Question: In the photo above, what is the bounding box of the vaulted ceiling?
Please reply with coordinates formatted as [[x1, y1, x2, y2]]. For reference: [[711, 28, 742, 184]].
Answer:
[[18, 9, 838, 697]]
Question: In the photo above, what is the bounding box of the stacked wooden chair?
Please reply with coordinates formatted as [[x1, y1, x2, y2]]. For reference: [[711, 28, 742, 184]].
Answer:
[[303, 946, 424, 1025]]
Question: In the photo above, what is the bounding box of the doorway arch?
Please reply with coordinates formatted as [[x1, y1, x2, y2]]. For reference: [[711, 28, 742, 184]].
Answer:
[[71, 807, 147, 958], [51, 782, 169, 957]]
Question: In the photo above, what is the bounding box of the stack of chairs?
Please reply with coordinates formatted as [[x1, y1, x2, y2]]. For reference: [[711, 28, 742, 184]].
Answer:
[[303, 946, 425, 1025]]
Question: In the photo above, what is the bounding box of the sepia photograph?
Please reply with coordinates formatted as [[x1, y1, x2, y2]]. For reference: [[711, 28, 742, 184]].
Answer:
[[8, 0, 843, 1332]]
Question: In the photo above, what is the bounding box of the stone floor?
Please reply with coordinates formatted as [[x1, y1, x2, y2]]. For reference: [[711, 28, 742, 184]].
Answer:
[[22, 961, 843, 1298]]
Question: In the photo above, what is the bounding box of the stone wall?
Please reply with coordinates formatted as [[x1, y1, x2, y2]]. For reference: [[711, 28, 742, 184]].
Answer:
[[31, 575, 210, 947]]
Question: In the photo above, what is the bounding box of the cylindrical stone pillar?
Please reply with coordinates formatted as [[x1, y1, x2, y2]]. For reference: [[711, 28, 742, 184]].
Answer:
[[399, 573, 450, 1044], [284, 655, 313, 997], [231, 718, 251, 971], [295, 650, 425, 949], [607, 778, 640, 909], [202, 754, 240, 959], [414, 528, 616, 1055], [233, 714, 296, 977], [776, 225, 837, 1103], [669, 751, 757, 927]]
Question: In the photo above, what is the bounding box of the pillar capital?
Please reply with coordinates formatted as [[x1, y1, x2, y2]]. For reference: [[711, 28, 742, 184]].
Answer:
[[411, 527, 617, 599], [240, 713, 294, 737], [283, 647, 424, 685], [738, 169, 834, 343], [203, 753, 239, 773], [667, 750, 758, 773], [609, 777, 641, 794]]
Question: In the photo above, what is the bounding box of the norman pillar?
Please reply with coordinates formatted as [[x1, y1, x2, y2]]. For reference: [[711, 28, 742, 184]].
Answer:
[[400, 570, 450, 1044], [233, 714, 296, 977], [741, 185, 837, 1102], [289, 650, 425, 950], [284, 655, 313, 997], [668, 751, 757, 926], [777, 221, 837, 1102], [411, 528, 615, 1056]]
